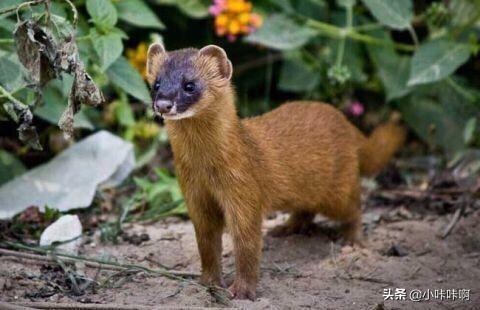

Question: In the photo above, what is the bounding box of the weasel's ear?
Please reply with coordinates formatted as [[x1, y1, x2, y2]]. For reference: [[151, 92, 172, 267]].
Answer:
[[199, 45, 233, 80], [146, 43, 166, 83]]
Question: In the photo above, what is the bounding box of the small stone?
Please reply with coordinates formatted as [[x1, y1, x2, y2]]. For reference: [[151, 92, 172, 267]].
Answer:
[[39, 215, 82, 254]]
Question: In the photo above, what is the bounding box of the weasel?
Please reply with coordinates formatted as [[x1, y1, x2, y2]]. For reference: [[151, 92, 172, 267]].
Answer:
[[146, 43, 406, 300]]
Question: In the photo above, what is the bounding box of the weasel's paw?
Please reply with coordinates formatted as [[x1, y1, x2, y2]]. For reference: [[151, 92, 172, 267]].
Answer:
[[268, 222, 315, 237], [200, 273, 226, 288], [228, 280, 256, 300]]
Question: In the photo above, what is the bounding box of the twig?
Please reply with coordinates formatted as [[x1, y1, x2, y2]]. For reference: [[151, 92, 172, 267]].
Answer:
[[0, 302, 33, 310], [338, 275, 393, 285], [0, 246, 199, 278], [440, 206, 463, 239], [63, 0, 78, 28], [0, 0, 44, 15]]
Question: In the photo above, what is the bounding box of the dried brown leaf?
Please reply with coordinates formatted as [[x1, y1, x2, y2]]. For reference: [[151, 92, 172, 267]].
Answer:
[[13, 20, 58, 87]]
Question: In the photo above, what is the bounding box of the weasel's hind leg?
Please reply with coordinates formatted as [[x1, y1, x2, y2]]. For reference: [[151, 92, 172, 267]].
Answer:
[[268, 211, 316, 237]]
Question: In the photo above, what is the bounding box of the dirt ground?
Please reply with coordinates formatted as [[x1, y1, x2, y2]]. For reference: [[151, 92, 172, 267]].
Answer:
[[1, 194, 479, 310]]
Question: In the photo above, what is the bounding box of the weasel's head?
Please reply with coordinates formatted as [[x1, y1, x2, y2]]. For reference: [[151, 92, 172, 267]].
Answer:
[[146, 43, 233, 120]]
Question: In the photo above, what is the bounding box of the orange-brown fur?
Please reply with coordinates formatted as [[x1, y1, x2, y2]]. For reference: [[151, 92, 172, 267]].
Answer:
[[146, 45, 406, 300]]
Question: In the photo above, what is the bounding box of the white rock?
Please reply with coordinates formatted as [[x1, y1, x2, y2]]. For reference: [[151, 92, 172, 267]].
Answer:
[[40, 215, 82, 255]]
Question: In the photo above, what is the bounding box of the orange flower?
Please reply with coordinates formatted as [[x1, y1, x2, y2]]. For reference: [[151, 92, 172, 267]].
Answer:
[[209, 0, 263, 41], [126, 42, 148, 79]]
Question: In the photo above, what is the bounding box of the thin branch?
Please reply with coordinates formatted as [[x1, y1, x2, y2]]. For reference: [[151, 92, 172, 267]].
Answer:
[[16, 0, 45, 22], [63, 0, 78, 28], [0, 85, 29, 110], [0, 1, 43, 16], [305, 18, 416, 52], [0, 245, 200, 279], [440, 206, 463, 239]]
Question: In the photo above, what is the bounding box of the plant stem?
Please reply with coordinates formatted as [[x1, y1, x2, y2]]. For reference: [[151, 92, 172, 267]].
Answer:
[[335, 4, 353, 67], [1, 242, 199, 280], [408, 25, 419, 46], [0, 84, 28, 110], [305, 18, 416, 52], [355, 23, 382, 32], [0, 38, 15, 44]]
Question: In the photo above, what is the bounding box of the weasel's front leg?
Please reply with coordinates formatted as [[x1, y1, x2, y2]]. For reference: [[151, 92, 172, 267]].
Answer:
[[186, 191, 225, 287], [224, 197, 263, 300]]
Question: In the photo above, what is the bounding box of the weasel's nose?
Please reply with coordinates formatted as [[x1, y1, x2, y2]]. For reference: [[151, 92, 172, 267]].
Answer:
[[154, 100, 173, 114]]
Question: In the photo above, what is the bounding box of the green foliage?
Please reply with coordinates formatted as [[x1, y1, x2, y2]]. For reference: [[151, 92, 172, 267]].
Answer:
[[86, 0, 118, 30], [106, 57, 151, 102], [408, 40, 471, 86], [245, 14, 317, 50], [100, 169, 186, 243], [154, 0, 209, 19], [90, 29, 124, 71], [116, 0, 165, 29], [242, 0, 480, 155], [0, 150, 25, 185], [361, 0, 413, 30]]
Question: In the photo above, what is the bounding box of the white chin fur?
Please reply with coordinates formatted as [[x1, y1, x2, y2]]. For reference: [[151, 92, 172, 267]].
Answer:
[[162, 108, 196, 120]]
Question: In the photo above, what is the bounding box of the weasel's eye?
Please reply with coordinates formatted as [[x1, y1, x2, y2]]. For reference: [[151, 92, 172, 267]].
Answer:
[[153, 81, 161, 91], [183, 82, 196, 93]]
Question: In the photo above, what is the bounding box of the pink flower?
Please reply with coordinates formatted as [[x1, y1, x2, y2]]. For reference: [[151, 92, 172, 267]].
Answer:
[[348, 101, 364, 117], [209, 0, 227, 16], [209, 5, 222, 15]]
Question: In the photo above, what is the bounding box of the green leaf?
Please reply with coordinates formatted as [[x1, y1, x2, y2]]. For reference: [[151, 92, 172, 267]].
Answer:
[[174, 0, 209, 19], [86, 0, 118, 29], [0, 55, 23, 91], [115, 99, 135, 127], [245, 14, 317, 50], [0, 18, 16, 32], [107, 56, 151, 103], [367, 29, 412, 100], [464, 117, 477, 145], [91, 29, 123, 71], [407, 40, 471, 86], [155, 0, 209, 18], [0, 150, 25, 186], [278, 57, 320, 92], [370, 49, 412, 100], [116, 0, 165, 29], [361, 0, 413, 30], [0, 0, 23, 10], [449, 0, 480, 28], [34, 84, 94, 129], [295, 0, 327, 20], [400, 97, 466, 152]]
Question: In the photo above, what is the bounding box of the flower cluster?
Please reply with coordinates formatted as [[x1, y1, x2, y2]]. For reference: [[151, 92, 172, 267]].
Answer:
[[209, 0, 263, 42], [126, 42, 148, 79]]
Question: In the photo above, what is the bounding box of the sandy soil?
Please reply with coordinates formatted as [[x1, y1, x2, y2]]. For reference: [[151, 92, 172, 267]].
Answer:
[[1, 202, 479, 309]]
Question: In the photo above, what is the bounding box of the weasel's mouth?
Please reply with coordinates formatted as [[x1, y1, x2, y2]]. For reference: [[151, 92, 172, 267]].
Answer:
[[160, 112, 177, 117]]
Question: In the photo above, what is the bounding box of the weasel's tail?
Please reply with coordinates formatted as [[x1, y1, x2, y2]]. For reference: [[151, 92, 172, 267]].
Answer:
[[358, 119, 406, 177]]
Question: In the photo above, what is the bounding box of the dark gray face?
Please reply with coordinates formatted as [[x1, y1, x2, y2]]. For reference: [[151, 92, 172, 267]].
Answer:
[[151, 48, 204, 115]]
